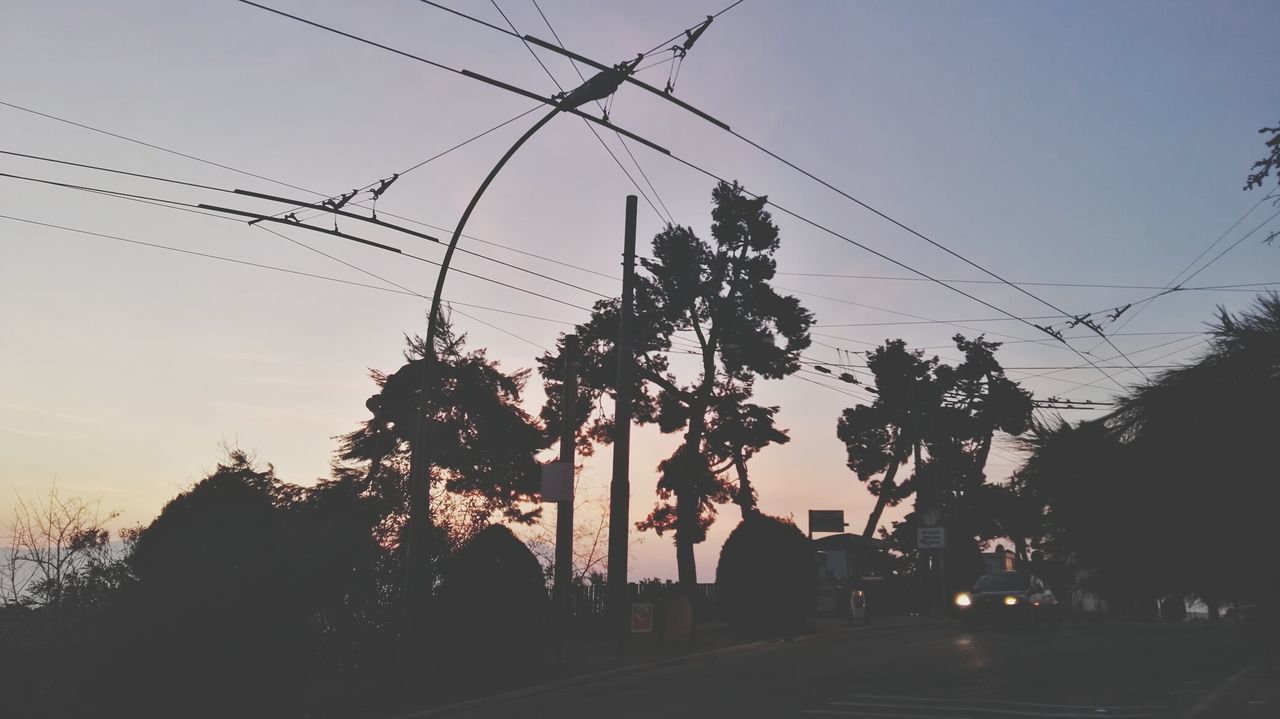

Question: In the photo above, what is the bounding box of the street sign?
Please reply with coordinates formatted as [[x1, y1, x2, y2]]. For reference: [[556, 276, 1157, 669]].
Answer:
[[540, 461, 573, 502], [808, 509, 847, 535], [917, 526, 946, 550], [630, 603, 654, 633], [920, 508, 941, 527]]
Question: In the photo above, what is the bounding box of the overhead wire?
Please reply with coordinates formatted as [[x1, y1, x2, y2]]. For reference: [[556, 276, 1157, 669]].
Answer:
[[483, 0, 672, 226], [0, 101, 621, 283], [527, 0, 677, 226], [2, 212, 583, 332], [1086, 196, 1279, 348], [2, 169, 596, 312], [395, 0, 1144, 382], [777, 270, 1280, 293], [33, 2, 1237, 396], [2, 152, 614, 298]]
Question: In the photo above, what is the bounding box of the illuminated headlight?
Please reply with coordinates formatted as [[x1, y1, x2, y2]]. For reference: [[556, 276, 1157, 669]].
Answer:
[[955, 593, 972, 607], [1004, 596, 1019, 606]]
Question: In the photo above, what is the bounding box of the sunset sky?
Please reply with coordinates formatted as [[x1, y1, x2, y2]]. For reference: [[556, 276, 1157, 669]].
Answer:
[[3, 0, 1278, 580]]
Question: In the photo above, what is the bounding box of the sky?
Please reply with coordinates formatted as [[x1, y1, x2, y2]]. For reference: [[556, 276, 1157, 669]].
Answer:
[[2, 0, 1278, 581]]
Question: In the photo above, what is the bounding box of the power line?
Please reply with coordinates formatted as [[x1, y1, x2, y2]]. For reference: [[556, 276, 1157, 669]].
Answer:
[[410, 0, 1135, 369], [527, 0, 677, 225], [2, 154, 614, 299], [50, 5, 1131, 389], [2, 169, 596, 313], [229, 0, 1118, 384], [637, 0, 747, 59], [274, 103, 544, 223], [656, 152, 1131, 390], [1, 101, 624, 284], [776, 270, 1280, 293], [1175, 208, 1280, 287], [1088, 197, 1278, 348], [483, 0, 672, 225], [0, 100, 321, 197], [2, 212, 584, 332]]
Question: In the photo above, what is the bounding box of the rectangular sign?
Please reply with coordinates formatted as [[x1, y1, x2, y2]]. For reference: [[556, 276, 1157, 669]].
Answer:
[[808, 509, 846, 535], [540, 461, 574, 502], [917, 526, 946, 550], [630, 603, 654, 633]]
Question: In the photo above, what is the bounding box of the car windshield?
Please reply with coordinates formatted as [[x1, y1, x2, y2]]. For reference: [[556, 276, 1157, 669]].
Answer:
[[974, 573, 1031, 592]]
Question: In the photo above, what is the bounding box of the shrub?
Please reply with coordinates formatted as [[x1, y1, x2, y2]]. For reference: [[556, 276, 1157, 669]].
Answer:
[[434, 525, 548, 676], [716, 513, 816, 632]]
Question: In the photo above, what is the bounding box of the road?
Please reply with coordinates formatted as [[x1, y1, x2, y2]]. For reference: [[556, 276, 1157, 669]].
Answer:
[[422, 621, 1264, 719]]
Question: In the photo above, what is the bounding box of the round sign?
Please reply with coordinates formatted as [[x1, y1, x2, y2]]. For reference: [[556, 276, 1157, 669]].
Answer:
[[921, 508, 940, 527]]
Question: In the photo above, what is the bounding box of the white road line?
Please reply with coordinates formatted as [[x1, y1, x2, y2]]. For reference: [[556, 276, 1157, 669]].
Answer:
[[828, 703, 1154, 718], [1176, 664, 1252, 719], [840, 695, 1165, 711], [803, 706, 972, 711]]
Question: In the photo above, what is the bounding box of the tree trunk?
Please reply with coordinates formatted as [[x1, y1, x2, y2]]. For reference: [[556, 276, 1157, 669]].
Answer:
[[862, 461, 901, 538], [732, 448, 757, 519], [1206, 597, 1221, 623], [1011, 535, 1028, 563], [675, 489, 699, 592]]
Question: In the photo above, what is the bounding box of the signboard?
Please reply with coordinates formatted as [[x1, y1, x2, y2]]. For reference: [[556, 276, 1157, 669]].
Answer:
[[630, 603, 654, 633], [917, 526, 946, 550], [808, 509, 847, 535], [540, 461, 573, 502]]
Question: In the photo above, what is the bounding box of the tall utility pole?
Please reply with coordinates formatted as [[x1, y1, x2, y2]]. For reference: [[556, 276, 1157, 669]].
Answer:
[[554, 334, 579, 658], [607, 195, 639, 645], [400, 62, 637, 648]]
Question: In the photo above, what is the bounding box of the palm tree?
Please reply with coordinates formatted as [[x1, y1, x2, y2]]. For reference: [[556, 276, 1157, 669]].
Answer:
[[1107, 293, 1280, 609]]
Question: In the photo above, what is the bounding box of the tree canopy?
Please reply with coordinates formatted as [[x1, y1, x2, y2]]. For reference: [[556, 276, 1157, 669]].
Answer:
[[540, 181, 812, 592], [342, 315, 549, 549], [1015, 294, 1280, 608]]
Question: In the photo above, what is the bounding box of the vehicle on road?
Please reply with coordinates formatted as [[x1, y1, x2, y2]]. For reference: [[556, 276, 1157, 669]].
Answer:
[[955, 571, 1062, 628]]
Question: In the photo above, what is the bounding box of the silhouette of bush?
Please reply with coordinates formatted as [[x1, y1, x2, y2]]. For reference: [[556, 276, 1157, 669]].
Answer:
[[434, 525, 548, 679], [121, 453, 313, 713], [716, 513, 816, 632]]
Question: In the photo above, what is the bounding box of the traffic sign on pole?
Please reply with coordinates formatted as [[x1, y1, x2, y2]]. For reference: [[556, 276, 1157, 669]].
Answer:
[[917, 526, 946, 550], [808, 509, 847, 535]]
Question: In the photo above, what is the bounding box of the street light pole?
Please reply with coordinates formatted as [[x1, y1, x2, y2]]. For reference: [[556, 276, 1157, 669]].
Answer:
[[399, 105, 561, 651], [399, 60, 640, 650]]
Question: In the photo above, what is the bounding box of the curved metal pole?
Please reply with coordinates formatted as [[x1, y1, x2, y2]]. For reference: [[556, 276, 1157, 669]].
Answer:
[[400, 105, 562, 646]]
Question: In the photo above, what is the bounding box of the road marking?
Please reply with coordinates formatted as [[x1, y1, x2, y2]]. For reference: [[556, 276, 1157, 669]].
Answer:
[[840, 694, 1165, 711], [824, 701, 1157, 711], [803, 706, 983, 711], [1176, 663, 1251, 719], [828, 703, 1153, 718]]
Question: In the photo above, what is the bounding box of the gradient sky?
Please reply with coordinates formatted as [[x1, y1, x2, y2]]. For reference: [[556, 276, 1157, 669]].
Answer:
[[3, 0, 1278, 580]]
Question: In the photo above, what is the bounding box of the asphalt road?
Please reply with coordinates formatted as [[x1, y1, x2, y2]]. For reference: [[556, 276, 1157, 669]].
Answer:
[[423, 621, 1263, 719]]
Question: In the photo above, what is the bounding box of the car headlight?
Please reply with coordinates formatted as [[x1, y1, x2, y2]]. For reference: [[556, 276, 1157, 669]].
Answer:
[[955, 593, 972, 607], [1004, 596, 1019, 606]]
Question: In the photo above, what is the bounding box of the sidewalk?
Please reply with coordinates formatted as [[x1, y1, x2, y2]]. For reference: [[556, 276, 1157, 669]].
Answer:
[[387, 614, 944, 719]]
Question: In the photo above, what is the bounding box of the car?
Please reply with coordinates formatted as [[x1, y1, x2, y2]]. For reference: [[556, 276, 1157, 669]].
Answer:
[[955, 571, 1062, 628]]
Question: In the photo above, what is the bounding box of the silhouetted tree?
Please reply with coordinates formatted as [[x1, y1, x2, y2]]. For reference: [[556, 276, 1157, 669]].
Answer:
[[540, 182, 812, 594], [1245, 121, 1280, 195], [1106, 294, 1280, 605], [839, 336, 1031, 541], [342, 314, 549, 576], [1015, 296, 1280, 610], [837, 340, 940, 537], [716, 513, 815, 632], [2, 486, 124, 611], [124, 451, 313, 712]]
